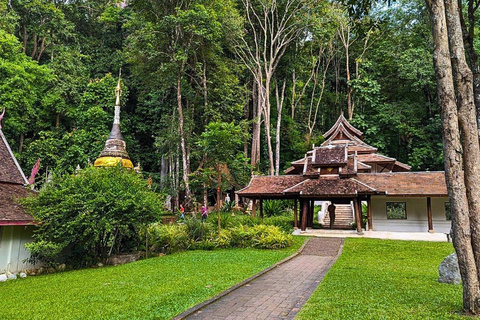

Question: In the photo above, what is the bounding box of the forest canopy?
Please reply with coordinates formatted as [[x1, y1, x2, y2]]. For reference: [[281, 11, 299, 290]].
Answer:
[[0, 0, 448, 203]]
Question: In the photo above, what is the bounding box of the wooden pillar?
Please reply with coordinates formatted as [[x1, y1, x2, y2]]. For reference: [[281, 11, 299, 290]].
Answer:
[[294, 199, 298, 229], [427, 197, 434, 233], [367, 196, 373, 231], [301, 199, 308, 231], [354, 198, 363, 234], [251, 198, 257, 218], [307, 200, 313, 228], [260, 198, 264, 219]]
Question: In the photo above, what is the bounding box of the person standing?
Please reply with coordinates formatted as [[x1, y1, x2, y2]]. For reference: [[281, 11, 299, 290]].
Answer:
[[179, 204, 185, 220], [201, 205, 208, 222], [328, 203, 336, 229]]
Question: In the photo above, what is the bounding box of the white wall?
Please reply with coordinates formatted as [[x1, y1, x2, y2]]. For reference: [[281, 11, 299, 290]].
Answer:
[[0, 225, 35, 273], [370, 196, 451, 233]]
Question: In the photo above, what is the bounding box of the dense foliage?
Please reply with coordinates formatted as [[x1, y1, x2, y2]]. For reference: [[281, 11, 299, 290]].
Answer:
[[145, 214, 294, 253], [0, 0, 465, 203], [22, 166, 165, 268]]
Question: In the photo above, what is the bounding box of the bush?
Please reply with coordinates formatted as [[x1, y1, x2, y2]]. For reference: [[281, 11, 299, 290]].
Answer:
[[263, 215, 295, 232], [25, 241, 65, 269], [145, 218, 293, 254], [250, 225, 292, 249], [263, 200, 285, 217], [22, 166, 165, 268]]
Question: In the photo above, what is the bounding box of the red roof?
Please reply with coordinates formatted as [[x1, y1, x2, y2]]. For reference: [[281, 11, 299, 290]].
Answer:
[[0, 131, 28, 184], [237, 175, 307, 197], [356, 172, 447, 196], [0, 128, 34, 225], [0, 183, 35, 225], [283, 177, 376, 197], [312, 145, 347, 166]]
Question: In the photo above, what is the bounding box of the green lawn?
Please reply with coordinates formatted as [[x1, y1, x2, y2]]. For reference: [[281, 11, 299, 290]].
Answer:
[[0, 237, 304, 320], [297, 238, 466, 319]]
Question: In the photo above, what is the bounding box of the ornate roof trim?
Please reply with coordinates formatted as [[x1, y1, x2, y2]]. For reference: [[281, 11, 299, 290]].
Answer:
[[323, 113, 363, 140]]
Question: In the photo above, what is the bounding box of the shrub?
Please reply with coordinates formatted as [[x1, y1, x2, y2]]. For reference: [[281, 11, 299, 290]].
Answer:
[[250, 225, 293, 249], [263, 200, 285, 217], [147, 223, 190, 253], [263, 215, 295, 232], [25, 241, 65, 269], [22, 166, 165, 268]]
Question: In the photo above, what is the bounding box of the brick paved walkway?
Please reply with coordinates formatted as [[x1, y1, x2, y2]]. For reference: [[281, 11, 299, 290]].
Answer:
[[183, 237, 343, 320]]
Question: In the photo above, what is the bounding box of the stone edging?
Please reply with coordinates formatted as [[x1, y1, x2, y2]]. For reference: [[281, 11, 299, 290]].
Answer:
[[172, 237, 311, 320]]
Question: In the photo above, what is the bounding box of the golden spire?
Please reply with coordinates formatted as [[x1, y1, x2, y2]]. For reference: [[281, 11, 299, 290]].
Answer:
[[93, 70, 133, 169]]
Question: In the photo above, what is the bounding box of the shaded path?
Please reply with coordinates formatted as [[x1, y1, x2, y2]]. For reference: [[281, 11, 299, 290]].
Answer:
[[180, 237, 343, 320]]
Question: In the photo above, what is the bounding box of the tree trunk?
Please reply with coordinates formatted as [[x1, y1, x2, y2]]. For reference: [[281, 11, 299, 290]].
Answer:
[[263, 78, 275, 176], [177, 67, 191, 208], [445, 0, 480, 286], [275, 79, 286, 176], [427, 0, 480, 313]]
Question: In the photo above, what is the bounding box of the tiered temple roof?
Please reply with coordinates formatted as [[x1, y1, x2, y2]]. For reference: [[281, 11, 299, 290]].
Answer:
[[0, 110, 34, 225], [238, 113, 447, 198]]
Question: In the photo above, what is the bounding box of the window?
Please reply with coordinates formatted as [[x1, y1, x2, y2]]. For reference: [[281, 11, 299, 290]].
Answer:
[[445, 202, 452, 220], [386, 202, 407, 219]]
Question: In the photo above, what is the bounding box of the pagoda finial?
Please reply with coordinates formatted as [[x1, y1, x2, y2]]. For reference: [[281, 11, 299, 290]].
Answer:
[[114, 69, 122, 125], [0, 107, 5, 130]]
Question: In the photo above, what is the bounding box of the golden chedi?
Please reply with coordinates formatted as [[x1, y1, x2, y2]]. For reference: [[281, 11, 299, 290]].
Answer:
[[94, 76, 133, 169]]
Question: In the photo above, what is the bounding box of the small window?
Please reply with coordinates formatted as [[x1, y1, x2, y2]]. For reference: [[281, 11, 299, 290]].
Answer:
[[445, 202, 452, 220], [386, 202, 407, 219]]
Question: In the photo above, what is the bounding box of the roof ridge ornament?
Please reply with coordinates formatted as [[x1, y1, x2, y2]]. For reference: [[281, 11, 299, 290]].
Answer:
[[0, 107, 5, 130]]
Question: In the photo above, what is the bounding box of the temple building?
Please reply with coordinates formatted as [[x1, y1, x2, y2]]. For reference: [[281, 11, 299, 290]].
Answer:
[[237, 113, 450, 234], [94, 77, 133, 169], [0, 109, 36, 273]]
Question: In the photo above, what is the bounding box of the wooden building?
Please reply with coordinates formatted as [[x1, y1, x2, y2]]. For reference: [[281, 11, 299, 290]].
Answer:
[[0, 111, 36, 273], [237, 113, 450, 233]]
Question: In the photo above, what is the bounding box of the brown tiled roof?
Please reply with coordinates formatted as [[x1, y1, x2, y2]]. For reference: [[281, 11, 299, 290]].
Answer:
[[357, 161, 371, 170], [356, 172, 447, 196], [284, 177, 376, 196], [323, 113, 363, 140], [347, 145, 377, 154], [312, 145, 347, 166], [284, 166, 297, 174], [237, 175, 307, 197], [393, 161, 411, 172], [357, 153, 395, 163], [339, 155, 357, 176], [0, 131, 28, 185], [0, 183, 34, 225]]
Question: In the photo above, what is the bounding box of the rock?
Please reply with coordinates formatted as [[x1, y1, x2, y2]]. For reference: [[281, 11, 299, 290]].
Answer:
[[106, 253, 141, 266], [0, 274, 7, 282], [47, 267, 56, 274], [36, 267, 45, 275], [26, 268, 36, 276], [97, 263, 104, 267], [57, 264, 66, 272], [7, 273, 17, 280], [19, 273, 27, 278], [439, 253, 461, 284]]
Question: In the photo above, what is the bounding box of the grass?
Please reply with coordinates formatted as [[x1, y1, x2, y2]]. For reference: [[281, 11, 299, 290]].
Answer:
[[0, 237, 304, 320], [296, 238, 466, 319]]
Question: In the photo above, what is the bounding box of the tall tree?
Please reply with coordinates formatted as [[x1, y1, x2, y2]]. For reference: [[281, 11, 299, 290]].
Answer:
[[234, 0, 312, 175], [427, 0, 480, 313]]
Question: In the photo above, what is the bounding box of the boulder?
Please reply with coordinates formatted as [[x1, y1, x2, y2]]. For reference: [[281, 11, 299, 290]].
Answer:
[[0, 274, 7, 282], [439, 253, 461, 284], [106, 253, 141, 266], [19, 273, 27, 278], [7, 273, 17, 280]]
